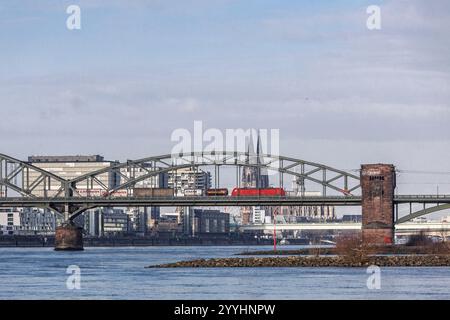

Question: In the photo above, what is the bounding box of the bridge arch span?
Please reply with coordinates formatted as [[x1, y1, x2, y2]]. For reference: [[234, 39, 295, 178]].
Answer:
[[396, 203, 450, 224], [68, 152, 361, 197]]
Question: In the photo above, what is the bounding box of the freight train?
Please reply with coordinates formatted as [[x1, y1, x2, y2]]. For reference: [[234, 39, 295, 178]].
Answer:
[[128, 187, 286, 197], [133, 188, 174, 197]]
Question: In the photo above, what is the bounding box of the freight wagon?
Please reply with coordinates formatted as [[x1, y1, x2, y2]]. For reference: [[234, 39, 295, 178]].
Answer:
[[182, 189, 204, 196], [101, 190, 129, 197], [133, 188, 174, 197], [205, 188, 229, 196]]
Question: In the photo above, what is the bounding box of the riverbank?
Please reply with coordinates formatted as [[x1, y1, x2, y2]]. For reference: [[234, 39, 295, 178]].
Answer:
[[0, 235, 298, 247], [236, 245, 447, 256], [147, 255, 450, 268]]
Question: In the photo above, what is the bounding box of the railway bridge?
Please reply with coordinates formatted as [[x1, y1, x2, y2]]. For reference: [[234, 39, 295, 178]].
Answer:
[[1, 152, 449, 250]]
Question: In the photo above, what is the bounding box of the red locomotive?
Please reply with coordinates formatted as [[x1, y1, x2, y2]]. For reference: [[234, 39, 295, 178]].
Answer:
[[231, 188, 286, 197]]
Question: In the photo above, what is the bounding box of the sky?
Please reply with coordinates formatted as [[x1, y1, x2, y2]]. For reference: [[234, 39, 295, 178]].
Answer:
[[0, 0, 449, 201]]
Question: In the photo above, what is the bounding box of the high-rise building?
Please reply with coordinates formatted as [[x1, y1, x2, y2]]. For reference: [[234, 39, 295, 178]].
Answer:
[[84, 210, 103, 236], [168, 167, 211, 196]]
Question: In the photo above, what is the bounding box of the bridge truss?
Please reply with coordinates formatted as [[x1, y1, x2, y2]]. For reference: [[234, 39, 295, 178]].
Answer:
[[1, 152, 449, 223]]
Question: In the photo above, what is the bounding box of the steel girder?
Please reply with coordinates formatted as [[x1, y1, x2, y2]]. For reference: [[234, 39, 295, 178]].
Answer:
[[0, 153, 68, 198], [67, 152, 361, 197], [396, 203, 450, 224], [0, 152, 362, 220]]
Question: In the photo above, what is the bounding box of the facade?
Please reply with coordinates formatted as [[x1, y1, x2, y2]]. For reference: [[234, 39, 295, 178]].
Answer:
[[83, 208, 129, 236], [0, 208, 59, 235], [282, 204, 336, 221], [184, 208, 230, 236], [168, 167, 211, 196], [342, 214, 362, 223], [101, 209, 130, 236], [84, 210, 103, 236], [20, 208, 59, 234], [252, 207, 266, 224], [0, 208, 21, 235], [26, 155, 120, 197]]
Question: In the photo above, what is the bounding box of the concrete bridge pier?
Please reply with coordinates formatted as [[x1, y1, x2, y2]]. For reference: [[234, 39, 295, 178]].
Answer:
[[54, 205, 83, 250], [55, 221, 84, 250], [361, 164, 396, 245]]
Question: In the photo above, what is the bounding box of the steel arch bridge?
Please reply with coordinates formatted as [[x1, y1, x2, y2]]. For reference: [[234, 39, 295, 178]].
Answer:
[[1, 152, 450, 223], [0, 152, 361, 198]]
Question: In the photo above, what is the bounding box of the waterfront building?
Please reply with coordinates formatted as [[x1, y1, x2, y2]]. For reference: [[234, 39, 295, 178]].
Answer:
[[101, 208, 130, 236], [84, 210, 103, 237], [19, 208, 59, 235], [183, 208, 230, 236], [83, 208, 129, 236], [0, 208, 21, 235], [0, 208, 59, 236]]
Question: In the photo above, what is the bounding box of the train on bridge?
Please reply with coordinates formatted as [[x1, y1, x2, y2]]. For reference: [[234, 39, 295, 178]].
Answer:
[[107, 187, 287, 198]]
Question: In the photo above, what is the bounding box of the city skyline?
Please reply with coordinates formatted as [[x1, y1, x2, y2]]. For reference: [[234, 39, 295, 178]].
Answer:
[[0, 1, 448, 199], [1, 1, 450, 304]]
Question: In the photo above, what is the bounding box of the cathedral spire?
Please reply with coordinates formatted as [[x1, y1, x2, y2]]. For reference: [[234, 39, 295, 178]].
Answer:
[[241, 129, 269, 188]]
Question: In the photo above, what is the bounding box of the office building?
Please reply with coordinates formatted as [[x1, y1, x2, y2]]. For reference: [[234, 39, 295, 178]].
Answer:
[[26, 155, 120, 197]]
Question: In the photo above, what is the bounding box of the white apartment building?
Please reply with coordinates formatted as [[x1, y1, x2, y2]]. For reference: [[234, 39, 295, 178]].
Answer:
[[0, 208, 21, 235], [168, 167, 211, 196], [252, 207, 266, 224]]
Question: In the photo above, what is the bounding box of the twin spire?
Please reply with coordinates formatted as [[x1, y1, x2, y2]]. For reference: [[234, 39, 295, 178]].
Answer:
[[242, 130, 269, 188]]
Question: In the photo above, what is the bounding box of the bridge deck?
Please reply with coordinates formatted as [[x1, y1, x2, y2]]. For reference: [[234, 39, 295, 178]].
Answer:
[[239, 222, 450, 231], [0, 195, 449, 207]]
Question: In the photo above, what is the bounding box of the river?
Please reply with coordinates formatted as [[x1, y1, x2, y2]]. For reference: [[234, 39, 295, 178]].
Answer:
[[0, 246, 449, 299]]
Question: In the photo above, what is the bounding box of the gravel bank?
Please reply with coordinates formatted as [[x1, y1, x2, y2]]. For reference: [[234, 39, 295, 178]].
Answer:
[[147, 255, 450, 268]]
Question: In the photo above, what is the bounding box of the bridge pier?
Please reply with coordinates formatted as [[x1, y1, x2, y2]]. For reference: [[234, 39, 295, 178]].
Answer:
[[55, 221, 84, 251], [361, 164, 396, 245]]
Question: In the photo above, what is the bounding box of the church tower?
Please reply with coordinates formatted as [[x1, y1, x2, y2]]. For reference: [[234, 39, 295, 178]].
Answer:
[[241, 132, 269, 188], [240, 131, 269, 224]]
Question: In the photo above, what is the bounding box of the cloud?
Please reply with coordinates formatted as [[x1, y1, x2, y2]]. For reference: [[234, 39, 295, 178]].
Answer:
[[0, 0, 449, 193], [165, 97, 201, 113]]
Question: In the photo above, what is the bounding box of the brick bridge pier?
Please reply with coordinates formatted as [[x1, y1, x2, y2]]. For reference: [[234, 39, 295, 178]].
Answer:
[[361, 164, 396, 245]]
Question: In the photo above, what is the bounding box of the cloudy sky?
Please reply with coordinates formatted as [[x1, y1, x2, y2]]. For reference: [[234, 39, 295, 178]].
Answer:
[[1, 0, 449, 197]]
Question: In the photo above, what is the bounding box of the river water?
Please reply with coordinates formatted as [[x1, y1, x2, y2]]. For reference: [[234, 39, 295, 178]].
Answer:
[[0, 246, 449, 299]]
